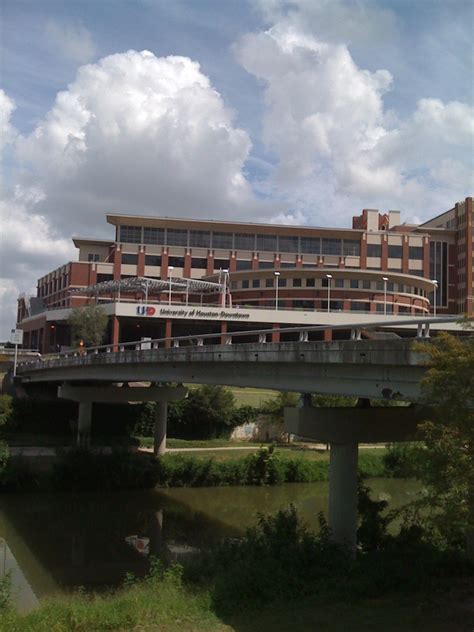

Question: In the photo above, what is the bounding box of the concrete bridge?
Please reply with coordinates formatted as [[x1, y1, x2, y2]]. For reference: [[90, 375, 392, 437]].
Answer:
[[14, 316, 461, 551]]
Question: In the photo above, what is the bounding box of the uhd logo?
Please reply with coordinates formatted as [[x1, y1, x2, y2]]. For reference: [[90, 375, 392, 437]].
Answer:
[[136, 305, 156, 316]]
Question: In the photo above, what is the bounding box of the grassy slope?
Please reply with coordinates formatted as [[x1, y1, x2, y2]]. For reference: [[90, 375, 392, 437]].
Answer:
[[2, 580, 471, 632]]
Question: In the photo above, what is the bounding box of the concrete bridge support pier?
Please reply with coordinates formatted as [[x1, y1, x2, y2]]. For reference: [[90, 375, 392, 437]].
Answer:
[[154, 402, 168, 457], [77, 401, 92, 448], [328, 442, 358, 552]]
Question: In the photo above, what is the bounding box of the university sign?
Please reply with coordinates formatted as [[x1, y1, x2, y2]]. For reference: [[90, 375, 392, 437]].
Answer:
[[134, 304, 250, 321]]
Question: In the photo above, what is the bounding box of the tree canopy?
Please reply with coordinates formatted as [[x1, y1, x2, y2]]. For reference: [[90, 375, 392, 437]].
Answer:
[[67, 304, 109, 347]]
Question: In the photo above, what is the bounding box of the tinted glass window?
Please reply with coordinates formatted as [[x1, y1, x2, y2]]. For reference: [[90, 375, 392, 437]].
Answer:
[[191, 258, 208, 269], [343, 240, 360, 256], [293, 278, 302, 287], [190, 230, 210, 248], [242, 279, 249, 289], [350, 279, 359, 288], [409, 246, 423, 260], [122, 253, 138, 265], [335, 278, 344, 288], [235, 233, 255, 250], [252, 279, 260, 288], [388, 245, 403, 258], [168, 256, 184, 267], [145, 255, 161, 266], [167, 229, 188, 246], [362, 280, 371, 289], [321, 239, 341, 255], [143, 227, 165, 245], [259, 261, 274, 269], [120, 226, 142, 243], [236, 260, 252, 271], [266, 278, 274, 287], [212, 232, 233, 249], [257, 234, 277, 251], [367, 244, 381, 258], [300, 237, 320, 254], [306, 278, 315, 287], [279, 236, 299, 253], [214, 259, 229, 270]]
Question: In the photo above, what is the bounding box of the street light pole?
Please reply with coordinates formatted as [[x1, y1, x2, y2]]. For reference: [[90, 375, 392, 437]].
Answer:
[[432, 279, 438, 316], [326, 274, 332, 313], [274, 271, 281, 310], [222, 269, 229, 308], [168, 266, 174, 306], [382, 276, 389, 316]]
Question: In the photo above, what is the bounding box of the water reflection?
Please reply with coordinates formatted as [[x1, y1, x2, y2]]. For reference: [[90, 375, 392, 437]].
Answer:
[[0, 479, 420, 612]]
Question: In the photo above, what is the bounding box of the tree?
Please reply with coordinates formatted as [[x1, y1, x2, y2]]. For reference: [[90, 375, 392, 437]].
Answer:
[[413, 327, 474, 556], [68, 304, 109, 347]]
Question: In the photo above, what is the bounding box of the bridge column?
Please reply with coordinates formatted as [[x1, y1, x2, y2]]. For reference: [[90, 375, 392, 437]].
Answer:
[[77, 401, 92, 448], [324, 329, 332, 342], [154, 401, 168, 457], [328, 441, 358, 554], [112, 316, 120, 352], [164, 320, 172, 349]]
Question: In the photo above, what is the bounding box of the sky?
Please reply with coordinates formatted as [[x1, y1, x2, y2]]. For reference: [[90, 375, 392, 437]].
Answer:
[[1, 0, 473, 338]]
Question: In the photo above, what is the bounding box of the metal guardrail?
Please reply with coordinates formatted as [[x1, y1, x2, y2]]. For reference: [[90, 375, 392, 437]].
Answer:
[[17, 316, 461, 372]]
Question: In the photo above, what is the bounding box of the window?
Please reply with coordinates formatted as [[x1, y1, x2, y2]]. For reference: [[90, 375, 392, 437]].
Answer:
[[279, 278, 287, 287], [399, 284, 405, 293], [191, 257, 208, 269], [167, 229, 188, 246], [409, 270, 423, 277], [87, 253, 100, 262], [279, 236, 299, 253], [257, 234, 277, 251], [97, 273, 113, 283], [343, 240, 360, 256], [322, 278, 329, 288], [190, 230, 210, 248], [388, 245, 403, 258], [332, 278, 342, 288], [300, 237, 320, 254], [280, 261, 295, 268], [236, 260, 252, 271], [306, 278, 315, 287], [122, 253, 138, 265], [321, 238, 341, 256], [168, 256, 184, 267], [214, 259, 229, 270], [242, 280, 249, 289], [143, 227, 165, 245], [293, 278, 302, 287], [212, 232, 233, 249], [120, 225, 142, 243], [351, 302, 370, 311], [367, 244, 381, 258], [409, 246, 423, 260], [266, 278, 274, 288], [350, 279, 359, 289], [362, 280, 371, 289], [259, 261, 274, 269], [387, 282, 394, 291], [252, 279, 260, 288], [145, 255, 161, 267], [235, 233, 255, 250]]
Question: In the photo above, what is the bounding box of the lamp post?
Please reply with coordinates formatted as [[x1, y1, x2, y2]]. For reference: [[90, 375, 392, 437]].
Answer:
[[382, 276, 389, 316], [326, 274, 332, 313], [274, 271, 281, 310], [431, 279, 438, 316], [168, 266, 174, 306], [222, 269, 229, 308]]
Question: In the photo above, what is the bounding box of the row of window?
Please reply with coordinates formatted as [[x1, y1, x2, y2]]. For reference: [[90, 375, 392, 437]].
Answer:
[[38, 274, 69, 296], [118, 225, 362, 255], [232, 277, 426, 296], [367, 244, 424, 259]]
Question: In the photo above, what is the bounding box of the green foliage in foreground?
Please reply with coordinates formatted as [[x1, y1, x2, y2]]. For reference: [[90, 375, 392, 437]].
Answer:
[[2, 506, 472, 631]]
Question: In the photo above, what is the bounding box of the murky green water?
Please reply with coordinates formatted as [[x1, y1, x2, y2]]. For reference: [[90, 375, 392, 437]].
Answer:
[[0, 479, 420, 612]]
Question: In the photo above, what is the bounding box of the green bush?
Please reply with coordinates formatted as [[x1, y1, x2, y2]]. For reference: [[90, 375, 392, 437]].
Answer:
[[50, 449, 160, 491]]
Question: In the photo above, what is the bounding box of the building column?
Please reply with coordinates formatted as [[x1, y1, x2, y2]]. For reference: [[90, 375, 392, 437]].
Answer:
[[112, 316, 120, 351], [77, 401, 92, 448], [220, 321, 228, 344], [164, 319, 172, 348], [328, 441, 359, 553], [154, 401, 168, 457], [271, 323, 280, 343]]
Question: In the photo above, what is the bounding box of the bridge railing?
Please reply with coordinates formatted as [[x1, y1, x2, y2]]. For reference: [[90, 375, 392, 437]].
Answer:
[[16, 316, 461, 372]]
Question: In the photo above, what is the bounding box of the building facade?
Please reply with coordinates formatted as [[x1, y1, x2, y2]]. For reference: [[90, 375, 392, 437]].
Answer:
[[16, 197, 472, 353]]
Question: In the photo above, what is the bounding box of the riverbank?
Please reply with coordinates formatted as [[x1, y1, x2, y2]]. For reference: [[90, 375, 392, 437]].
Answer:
[[1, 445, 392, 492]]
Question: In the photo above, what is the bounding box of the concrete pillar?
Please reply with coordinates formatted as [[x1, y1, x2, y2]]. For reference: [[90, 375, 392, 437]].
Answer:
[[154, 401, 168, 457], [324, 329, 332, 342], [77, 401, 92, 448], [112, 316, 120, 351], [328, 441, 358, 553]]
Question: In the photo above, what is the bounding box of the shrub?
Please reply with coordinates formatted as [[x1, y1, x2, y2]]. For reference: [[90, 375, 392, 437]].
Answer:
[[383, 443, 420, 478], [50, 448, 160, 491]]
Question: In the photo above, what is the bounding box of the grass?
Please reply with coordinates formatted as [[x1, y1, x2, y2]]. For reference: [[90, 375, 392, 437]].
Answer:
[[185, 385, 278, 408]]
